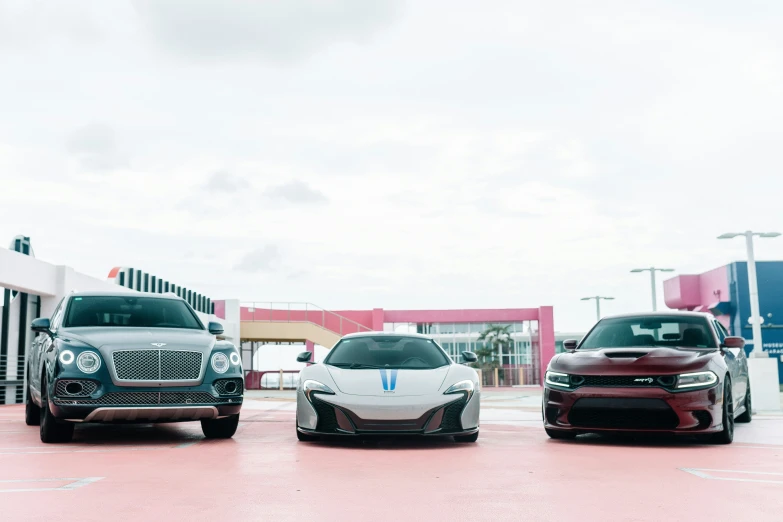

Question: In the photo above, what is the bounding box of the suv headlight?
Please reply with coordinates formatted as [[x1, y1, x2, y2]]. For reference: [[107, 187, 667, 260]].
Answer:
[[229, 352, 241, 366], [211, 352, 229, 374], [76, 351, 102, 374], [302, 379, 335, 403], [444, 380, 475, 402], [545, 371, 571, 388], [676, 371, 718, 389], [59, 350, 75, 365]]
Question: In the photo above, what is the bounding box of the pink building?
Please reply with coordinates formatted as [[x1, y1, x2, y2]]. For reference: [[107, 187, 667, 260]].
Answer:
[[214, 301, 556, 387]]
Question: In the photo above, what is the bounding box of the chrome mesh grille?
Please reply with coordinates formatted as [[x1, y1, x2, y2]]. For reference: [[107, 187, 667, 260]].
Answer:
[[112, 350, 202, 381], [55, 380, 98, 397], [214, 378, 243, 396], [53, 391, 224, 406]]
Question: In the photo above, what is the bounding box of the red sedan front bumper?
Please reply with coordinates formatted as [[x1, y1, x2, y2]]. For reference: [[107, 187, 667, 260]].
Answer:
[[543, 383, 724, 434]]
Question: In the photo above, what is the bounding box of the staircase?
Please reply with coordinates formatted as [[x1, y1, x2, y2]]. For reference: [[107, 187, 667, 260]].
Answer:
[[239, 302, 371, 348]]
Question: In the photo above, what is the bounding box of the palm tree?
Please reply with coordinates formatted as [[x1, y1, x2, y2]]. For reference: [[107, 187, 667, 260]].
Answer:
[[475, 324, 514, 384]]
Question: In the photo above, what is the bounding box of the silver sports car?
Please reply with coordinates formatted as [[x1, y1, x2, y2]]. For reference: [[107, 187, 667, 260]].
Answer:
[[295, 332, 481, 442]]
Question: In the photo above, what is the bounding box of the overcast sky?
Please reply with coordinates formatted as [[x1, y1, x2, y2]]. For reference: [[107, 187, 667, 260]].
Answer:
[[1, 0, 782, 332]]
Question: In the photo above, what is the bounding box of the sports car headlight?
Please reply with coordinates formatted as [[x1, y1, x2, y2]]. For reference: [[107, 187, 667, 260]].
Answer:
[[76, 351, 101, 374], [545, 371, 571, 388], [676, 371, 718, 389], [444, 380, 475, 401], [302, 379, 335, 403], [211, 352, 229, 374]]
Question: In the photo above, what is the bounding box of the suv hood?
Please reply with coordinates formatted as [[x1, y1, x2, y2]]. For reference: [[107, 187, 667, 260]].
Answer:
[[325, 365, 451, 396], [59, 327, 216, 352], [550, 347, 717, 375]]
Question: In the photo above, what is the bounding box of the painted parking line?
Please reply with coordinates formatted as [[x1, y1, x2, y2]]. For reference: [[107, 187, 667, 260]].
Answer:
[[0, 477, 104, 493], [680, 468, 783, 484]]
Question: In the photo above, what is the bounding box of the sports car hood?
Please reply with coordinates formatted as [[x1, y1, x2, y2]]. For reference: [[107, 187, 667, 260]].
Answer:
[[59, 327, 216, 353], [550, 347, 717, 375], [325, 365, 451, 397]]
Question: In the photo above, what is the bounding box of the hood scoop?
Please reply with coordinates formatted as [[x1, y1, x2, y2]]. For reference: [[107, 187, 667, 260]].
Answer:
[[603, 351, 647, 359]]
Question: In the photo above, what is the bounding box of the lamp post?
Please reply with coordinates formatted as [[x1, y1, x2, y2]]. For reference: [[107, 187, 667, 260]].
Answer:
[[718, 231, 781, 357], [630, 267, 675, 311], [581, 296, 615, 322]]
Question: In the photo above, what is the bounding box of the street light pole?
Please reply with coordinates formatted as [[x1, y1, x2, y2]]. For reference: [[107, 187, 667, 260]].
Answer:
[[718, 231, 781, 357], [630, 267, 675, 311], [581, 296, 615, 322]]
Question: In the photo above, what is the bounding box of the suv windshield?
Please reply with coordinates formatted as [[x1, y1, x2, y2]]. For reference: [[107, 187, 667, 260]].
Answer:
[[63, 296, 203, 330], [579, 316, 717, 349], [324, 336, 450, 369]]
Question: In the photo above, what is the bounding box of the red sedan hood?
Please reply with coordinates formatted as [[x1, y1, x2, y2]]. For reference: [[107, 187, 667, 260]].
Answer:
[[550, 347, 716, 375]]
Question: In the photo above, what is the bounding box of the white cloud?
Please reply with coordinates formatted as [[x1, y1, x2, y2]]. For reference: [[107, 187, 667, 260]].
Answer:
[[1, 0, 782, 331]]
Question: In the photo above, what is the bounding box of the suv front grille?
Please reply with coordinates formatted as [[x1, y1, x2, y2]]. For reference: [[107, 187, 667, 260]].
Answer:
[[53, 391, 226, 406], [214, 378, 243, 396], [55, 380, 98, 397], [112, 350, 202, 381]]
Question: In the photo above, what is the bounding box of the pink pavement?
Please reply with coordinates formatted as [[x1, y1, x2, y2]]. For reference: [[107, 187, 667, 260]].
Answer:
[[1, 404, 782, 521]]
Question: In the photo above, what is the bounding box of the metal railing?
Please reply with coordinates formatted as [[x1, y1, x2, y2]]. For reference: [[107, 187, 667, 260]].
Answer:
[[244, 370, 301, 390], [240, 302, 373, 337], [0, 354, 25, 405]]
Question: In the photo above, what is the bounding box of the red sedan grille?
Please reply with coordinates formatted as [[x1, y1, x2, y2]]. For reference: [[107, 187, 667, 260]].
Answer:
[[568, 398, 680, 430]]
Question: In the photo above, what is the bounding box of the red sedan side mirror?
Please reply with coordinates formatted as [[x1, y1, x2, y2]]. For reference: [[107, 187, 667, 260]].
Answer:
[[722, 336, 745, 349]]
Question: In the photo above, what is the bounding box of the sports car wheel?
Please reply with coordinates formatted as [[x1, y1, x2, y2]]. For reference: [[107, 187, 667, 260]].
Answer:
[[201, 414, 239, 439], [296, 427, 320, 442], [545, 428, 577, 440], [39, 380, 74, 443], [454, 431, 479, 443], [712, 380, 734, 444], [736, 382, 752, 423], [25, 387, 41, 426]]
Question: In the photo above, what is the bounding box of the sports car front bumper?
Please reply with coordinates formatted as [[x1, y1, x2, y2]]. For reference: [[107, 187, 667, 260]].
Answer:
[[298, 391, 479, 437], [543, 383, 723, 434]]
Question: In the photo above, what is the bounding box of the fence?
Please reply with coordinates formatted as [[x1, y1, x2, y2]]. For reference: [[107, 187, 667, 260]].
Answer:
[[241, 302, 373, 337], [244, 370, 301, 390]]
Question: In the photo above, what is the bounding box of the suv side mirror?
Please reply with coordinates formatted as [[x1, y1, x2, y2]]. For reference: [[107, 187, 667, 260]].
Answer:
[[563, 339, 578, 352], [722, 336, 745, 349], [461, 351, 478, 363], [208, 322, 224, 335], [296, 351, 313, 363], [31, 317, 51, 334]]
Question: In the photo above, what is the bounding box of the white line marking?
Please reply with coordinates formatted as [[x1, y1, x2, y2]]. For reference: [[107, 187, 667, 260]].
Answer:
[[680, 468, 783, 484], [0, 477, 104, 493]]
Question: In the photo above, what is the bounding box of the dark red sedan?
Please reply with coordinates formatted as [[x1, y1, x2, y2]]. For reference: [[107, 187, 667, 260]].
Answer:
[[543, 312, 751, 444]]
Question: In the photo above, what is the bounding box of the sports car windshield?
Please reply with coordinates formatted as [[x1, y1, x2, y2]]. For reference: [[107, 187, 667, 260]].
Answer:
[[324, 336, 450, 369], [63, 296, 203, 330], [579, 316, 717, 349]]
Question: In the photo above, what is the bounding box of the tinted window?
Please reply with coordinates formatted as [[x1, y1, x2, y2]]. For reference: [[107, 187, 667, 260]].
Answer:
[[579, 316, 717, 349], [325, 336, 450, 369], [64, 296, 203, 330]]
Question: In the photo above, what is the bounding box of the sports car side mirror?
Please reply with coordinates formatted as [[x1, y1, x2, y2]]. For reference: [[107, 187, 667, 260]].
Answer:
[[297, 352, 313, 363], [461, 351, 478, 363], [31, 317, 51, 334], [722, 336, 745, 349], [208, 322, 224, 335], [563, 339, 578, 352]]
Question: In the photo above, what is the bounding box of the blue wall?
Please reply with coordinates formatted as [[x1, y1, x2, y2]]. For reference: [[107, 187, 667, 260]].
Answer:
[[728, 261, 783, 383]]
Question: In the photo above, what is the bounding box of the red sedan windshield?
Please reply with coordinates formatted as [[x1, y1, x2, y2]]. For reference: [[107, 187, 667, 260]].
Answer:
[[579, 316, 717, 349]]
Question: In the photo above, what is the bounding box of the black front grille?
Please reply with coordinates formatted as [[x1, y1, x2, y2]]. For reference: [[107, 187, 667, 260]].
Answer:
[[692, 411, 712, 429], [55, 380, 98, 397], [53, 391, 225, 406], [312, 397, 339, 433], [214, 378, 243, 396], [568, 398, 679, 430], [439, 397, 468, 433], [571, 375, 676, 388]]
